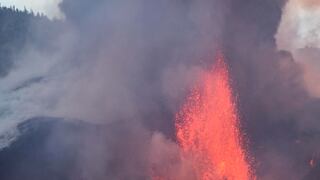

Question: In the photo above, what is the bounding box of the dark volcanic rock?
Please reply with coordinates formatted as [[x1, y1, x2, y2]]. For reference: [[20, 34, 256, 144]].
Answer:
[[0, 117, 150, 180], [0, 117, 94, 180]]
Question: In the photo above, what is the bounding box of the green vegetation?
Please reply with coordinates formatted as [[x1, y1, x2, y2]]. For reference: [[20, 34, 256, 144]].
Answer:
[[0, 6, 60, 77]]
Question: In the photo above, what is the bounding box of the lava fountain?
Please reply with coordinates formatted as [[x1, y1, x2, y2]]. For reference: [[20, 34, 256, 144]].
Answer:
[[175, 53, 254, 180]]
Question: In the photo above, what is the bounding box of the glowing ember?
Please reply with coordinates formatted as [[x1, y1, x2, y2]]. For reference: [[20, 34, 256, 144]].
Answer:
[[175, 53, 254, 180], [310, 159, 316, 168]]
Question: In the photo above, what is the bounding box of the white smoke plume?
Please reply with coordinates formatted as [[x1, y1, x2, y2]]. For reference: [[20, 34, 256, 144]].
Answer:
[[1, 0, 320, 179], [277, 0, 320, 97], [0, 0, 225, 179]]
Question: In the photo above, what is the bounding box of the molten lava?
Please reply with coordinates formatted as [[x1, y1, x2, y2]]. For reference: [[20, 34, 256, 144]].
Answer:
[[175, 53, 254, 180]]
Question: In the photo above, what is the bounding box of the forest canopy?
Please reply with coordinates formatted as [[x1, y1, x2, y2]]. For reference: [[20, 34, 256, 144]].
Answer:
[[0, 6, 61, 77]]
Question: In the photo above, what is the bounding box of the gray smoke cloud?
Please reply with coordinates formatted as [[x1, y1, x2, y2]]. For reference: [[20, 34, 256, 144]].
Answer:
[[1, 0, 320, 179], [295, 0, 320, 9], [0, 0, 225, 179], [277, 0, 320, 99], [220, 0, 320, 179]]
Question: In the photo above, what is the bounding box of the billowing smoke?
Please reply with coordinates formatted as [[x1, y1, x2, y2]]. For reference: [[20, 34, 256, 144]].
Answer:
[[1, 0, 320, 179], [295, 0, 320, 9], [277, 0, 320, 100]]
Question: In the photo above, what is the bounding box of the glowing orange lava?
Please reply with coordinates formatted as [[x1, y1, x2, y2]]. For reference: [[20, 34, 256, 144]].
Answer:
[[175, 53, 254, 180]]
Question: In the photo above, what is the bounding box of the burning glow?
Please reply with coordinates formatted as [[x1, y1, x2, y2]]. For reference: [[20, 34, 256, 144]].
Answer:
[[310, 159, 316, 168], [175, 53, 254, 180]]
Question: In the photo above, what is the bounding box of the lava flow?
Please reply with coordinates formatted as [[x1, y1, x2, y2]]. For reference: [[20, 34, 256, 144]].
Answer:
[[175, 53, 254, 180]]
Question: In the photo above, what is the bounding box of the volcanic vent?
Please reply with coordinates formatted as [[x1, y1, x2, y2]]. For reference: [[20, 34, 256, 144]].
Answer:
[[175, 53, 254, 180]]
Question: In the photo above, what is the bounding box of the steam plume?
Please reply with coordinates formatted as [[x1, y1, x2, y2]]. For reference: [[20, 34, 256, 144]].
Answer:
[[1, 0, 320, 179]]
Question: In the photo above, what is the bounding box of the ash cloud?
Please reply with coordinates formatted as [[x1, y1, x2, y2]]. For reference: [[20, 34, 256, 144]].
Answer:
[[1, 0, 320, 179], [296, 0, 320, 9], [223, 0, 320, 179], [0, 0, 225, 179], [277, 0, 320, 99]]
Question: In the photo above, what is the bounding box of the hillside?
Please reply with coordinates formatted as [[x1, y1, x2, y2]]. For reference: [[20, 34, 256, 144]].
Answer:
[[0, 6, 61, 77]]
